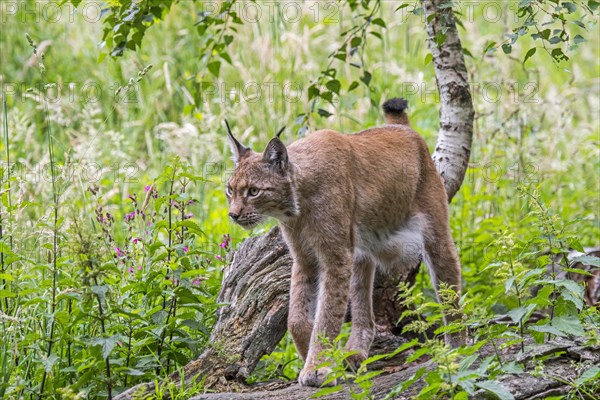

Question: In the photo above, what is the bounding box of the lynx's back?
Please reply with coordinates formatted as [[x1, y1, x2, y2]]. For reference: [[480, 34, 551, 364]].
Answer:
[[287, 124, 447, 230], [225, 99, 464, 388]]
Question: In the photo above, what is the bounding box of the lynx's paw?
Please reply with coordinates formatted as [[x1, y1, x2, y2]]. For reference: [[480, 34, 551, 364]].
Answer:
[[298, 365, 335, 387], [344, 349, 367, 372]]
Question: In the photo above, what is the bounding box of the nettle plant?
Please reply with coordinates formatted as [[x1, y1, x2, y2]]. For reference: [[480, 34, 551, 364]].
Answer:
[[2, 159, 230, 398], [72, 159, 227, 391]]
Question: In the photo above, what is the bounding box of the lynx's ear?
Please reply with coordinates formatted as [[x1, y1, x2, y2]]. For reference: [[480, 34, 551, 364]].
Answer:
[[225, 120, 249, 165], [263, 137, 288, 172]]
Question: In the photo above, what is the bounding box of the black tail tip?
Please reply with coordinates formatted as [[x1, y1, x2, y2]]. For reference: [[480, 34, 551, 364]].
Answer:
[[382, 98, 408, 114]]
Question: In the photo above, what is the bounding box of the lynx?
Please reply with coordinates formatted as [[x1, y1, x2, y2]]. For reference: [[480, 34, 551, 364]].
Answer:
[[225, 98, 463, 387]]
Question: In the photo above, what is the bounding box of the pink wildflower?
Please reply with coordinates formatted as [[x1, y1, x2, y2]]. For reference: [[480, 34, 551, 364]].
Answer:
[[125, 211, 135, 222], [183, 246, 189, 253], [115, 246, 123, 257], [219, 234, 231, 249]]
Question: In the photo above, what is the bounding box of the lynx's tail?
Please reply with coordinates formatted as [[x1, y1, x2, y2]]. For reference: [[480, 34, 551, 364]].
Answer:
[[382, 98, 410, 125]]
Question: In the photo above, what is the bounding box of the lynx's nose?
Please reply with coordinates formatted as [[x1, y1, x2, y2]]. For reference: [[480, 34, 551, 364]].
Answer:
[[228, 212, 240, 221]]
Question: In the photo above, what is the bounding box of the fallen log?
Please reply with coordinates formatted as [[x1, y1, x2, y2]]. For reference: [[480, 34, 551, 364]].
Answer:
[[188, 338, 600, 400]]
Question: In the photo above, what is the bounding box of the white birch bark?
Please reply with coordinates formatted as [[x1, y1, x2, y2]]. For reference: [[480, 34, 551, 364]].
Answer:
[[422, 0, 475, 202]]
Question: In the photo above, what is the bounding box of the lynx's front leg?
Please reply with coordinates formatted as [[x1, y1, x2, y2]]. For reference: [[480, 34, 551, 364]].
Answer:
[[298, 248, 352, 387], [288, 259, 317, 360], [284, 230, 319, 361]]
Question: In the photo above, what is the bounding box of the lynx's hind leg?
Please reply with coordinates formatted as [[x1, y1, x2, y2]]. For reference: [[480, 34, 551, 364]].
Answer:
[[422, 217, 465, 347], [343, 251, 376, 370]]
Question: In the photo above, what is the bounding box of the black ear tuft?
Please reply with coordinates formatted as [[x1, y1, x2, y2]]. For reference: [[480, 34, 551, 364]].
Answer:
[[225, 120, 250, 164], [263, 137, 288, 172]]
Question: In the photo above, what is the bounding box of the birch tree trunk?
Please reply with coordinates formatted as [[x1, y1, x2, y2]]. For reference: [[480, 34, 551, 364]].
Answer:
[[422, 0, 475, 202], [115, 2, 475, 398]]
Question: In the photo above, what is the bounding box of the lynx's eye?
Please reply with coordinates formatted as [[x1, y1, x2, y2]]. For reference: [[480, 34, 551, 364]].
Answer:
[[225, 186, 233, 197], [248, 187, 260, 197]]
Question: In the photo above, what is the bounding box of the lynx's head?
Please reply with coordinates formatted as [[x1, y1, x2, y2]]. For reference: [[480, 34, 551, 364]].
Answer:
[[225, 121, 299, 229]]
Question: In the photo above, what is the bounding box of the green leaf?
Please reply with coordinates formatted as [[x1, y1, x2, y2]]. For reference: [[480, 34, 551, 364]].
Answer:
[[434, 32, 447, 46], [575, 365, 600, 385], [560, 267, 593, 276], [0, 289, 16, 299], [424, 53, 433, 66], [350, 37, 362, 47], [563, 2, 577, 13], [560, 288, 584, 311], [572, 255, 600, 268], [551, 48, 569, 61], [360, 71, 372, 86], [308, 85, 320, 101], [317, 109, 333, 118], [370, 31, 383, 40], [348, 81, 359, 91], [549, 36, 562, 44], [122, 367, 145, 376], [325, 79, 341, 95], [354, 370, 383, 383], [42, 354, 60, 372], [459, 353, 479, 371], [207, 61, 221, 77], [529, 323, 566, 337], [552, 315, 585, 336], [407, 347, 429, 363], [589, 0, 600, 12], [484, 41, 497, 55], [0, 272, 13, 281], [371, 18, 386, 28], [507, 304, 536, 324], [321, 91, 333, 102], [334, 52, 346, 61], [92, 336, 118, 360], [524, 47, 536, 63], [476, 380, 515, 400], [504, 276, 516, 293], [90, 285, 109, 300], [502, 43, 512, 54], [176, 220, 205, 236], [501, 361, 524, 374], [220, 52, 233, 65], [311, 385, 343, 398]]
